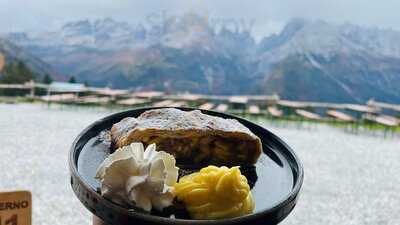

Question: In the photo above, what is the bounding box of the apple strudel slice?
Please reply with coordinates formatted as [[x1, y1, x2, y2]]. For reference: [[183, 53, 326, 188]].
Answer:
[[111, 108, 262, 165]]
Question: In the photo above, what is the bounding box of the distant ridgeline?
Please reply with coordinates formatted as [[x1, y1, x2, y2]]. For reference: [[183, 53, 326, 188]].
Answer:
[[2, 16, 400, 103]]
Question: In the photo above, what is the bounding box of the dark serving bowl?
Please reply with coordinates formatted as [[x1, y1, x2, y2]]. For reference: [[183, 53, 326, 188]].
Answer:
[[69, 107, 304, 225]]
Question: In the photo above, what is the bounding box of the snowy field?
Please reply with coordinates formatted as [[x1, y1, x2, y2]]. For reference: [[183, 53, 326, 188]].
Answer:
[[0, 103, 399, 225]]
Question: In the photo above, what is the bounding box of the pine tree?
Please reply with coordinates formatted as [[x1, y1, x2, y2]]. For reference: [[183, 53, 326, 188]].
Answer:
[[68, 76, 77, 83], [0, 61, 36, 95], [0, 61, 35, 84], [42, 74, 53, 84]]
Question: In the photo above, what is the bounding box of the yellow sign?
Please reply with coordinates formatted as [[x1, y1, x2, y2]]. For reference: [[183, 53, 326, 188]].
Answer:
[[0, 191, 31, 225]]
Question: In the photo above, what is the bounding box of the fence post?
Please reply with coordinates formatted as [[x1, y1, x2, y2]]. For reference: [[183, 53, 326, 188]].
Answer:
[[28, 80, 35, 97]]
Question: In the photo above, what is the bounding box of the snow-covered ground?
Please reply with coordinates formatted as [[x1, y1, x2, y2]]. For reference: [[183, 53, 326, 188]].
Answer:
[[0, 103, 399, 225]]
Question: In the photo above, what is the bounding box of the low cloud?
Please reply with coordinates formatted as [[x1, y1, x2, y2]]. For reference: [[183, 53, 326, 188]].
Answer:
[[1, 0, 399, 38]]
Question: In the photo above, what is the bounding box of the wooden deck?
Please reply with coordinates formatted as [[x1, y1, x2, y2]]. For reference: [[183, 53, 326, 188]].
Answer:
[[117, 98, 147, 106], [267, 106, 283, 117], [132, 91, 164, 98], [248, 105, 260, 114], [41, 94, 77, 102], [169, 101, 187, 107], [1, 81, 399, 127], [168, 94, 202, 101], [77, 95, 110, 104], [295, 109, 322, 120], [153, 100, 175, 107], [326, 110, 355, 122], [199, 103, 215, 110], [215, 104, 228, 112], [364, 114, 399, 127]]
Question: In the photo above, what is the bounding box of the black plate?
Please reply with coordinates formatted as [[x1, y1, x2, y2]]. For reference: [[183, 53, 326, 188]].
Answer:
[[69, 107, 304, 225]]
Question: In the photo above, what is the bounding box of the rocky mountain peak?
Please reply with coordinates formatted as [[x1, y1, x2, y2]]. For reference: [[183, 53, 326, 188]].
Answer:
[[259, 18, 400, 61]]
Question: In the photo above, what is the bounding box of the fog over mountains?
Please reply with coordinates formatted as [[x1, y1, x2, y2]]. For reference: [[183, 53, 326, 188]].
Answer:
[[2, 15, 400, 103]]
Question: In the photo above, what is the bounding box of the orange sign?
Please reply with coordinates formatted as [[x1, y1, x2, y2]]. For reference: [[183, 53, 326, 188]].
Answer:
[[0, 53, 4, 72], [0, 191, 31, 225]]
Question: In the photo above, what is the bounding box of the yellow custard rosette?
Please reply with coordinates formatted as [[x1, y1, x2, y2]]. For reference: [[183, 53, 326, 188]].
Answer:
[[174, 165, 255, 219]]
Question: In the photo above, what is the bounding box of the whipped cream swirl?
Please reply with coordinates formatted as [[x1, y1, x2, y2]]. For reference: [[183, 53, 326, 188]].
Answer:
[[95, 142, 179, 212]]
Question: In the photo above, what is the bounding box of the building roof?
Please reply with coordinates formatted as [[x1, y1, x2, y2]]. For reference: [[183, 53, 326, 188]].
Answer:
[[92, 87, 128, 96], [133, 91, 165, 98], [229, 96, 248, 104], [345, 104, 379, 113], [49, 82, 86, 93], [277, 100, 347, 109], [367, 100, 400, 112], [278, 100, 308, 108]]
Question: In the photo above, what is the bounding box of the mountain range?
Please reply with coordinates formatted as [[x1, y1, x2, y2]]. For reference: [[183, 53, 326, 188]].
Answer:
[[2, 16, 400, 103], [0, 37, 57, 79]]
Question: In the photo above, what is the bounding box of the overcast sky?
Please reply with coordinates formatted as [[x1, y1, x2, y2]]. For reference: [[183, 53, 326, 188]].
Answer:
[[1, 0, 400, 39]]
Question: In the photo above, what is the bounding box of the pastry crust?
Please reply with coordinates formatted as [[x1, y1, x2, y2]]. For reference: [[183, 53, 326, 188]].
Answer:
[[111, 108, 262, 165]]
